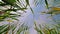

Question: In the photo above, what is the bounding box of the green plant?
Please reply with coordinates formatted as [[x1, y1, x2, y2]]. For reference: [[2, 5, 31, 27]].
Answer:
[[0, 23, 29, 34], [34, 21, 60, 34]]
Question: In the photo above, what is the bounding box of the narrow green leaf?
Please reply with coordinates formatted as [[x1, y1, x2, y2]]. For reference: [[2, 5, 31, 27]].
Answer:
[[0, 25, 8, 30], [45, 0, 48, 9], [30, 7, 34, 14], [10, 17, 18, 21], [2, 0, 16, 5], [26, 0, 29, 5], [0, 25, 9, 33], [17, 28, 22, 34]]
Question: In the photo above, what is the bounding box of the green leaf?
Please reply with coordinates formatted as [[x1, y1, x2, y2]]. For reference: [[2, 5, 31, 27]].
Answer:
[[26, 0, 29, 6], [0, 25, 8, 30], [45, 0, 48, 9], [30, 7, 34, 14], [17, 28, 22, 34], [10, 17, 18, 21], [2, 0, 16, 5], [0, 24, 9, 33], [10, 25, 16, 31]]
